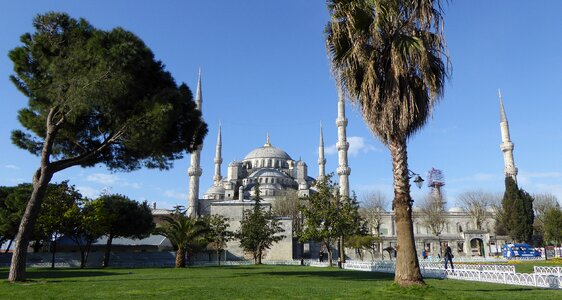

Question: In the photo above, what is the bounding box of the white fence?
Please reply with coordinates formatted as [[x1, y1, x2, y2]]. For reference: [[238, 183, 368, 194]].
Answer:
[[341, 260, 561, 289]]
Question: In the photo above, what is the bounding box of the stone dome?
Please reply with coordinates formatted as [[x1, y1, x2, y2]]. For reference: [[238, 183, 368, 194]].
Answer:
[[244, 145, 292, 160]]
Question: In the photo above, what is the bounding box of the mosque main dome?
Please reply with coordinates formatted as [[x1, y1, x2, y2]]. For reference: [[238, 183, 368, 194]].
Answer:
[[243, 136, 292, 161]]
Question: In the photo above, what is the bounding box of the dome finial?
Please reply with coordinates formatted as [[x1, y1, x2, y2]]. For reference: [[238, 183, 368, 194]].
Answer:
[[264, 132, 271, 147]]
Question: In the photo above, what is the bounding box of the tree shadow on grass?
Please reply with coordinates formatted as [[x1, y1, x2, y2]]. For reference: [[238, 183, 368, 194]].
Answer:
[[243, 269, 394, 282], [0, 268, 123, 281]]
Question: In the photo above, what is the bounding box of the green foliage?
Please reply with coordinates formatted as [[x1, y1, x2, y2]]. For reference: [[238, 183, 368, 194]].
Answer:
[[345, 234, 380, 261], [236, 183, 285, 264], [502, 177, 535, 243], [91, 194, 155, 267], [298, 175, 363, 266], [204, 214, 233, 266], [0, 184, 32, 245], [543, 207, 562, 246], [156, 214, 208, 268], [9, 12, 207, 171], [94, 194, 155, 240], [0, 182, 81, 251]]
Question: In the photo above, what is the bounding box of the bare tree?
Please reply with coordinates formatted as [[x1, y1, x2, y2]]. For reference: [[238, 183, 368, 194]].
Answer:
[[272, 190, 302, 234], [418, 194, 447, 237], [489, 192, 507, 235], [457, 191, 494, 231], [533, 193, 560, 227], [360, 191, 388, 236]]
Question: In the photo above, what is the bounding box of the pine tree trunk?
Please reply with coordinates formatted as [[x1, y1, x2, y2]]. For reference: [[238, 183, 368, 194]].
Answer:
[[103, 233, 113, 268], [217, 249, 220, 266], [175, 247, 186, 268], [51, 234, 58, 269], [326, 243, 333, 267], [5, 239, 13, 254], [389, 138, 424, 286], [8, 167, 53, 282]]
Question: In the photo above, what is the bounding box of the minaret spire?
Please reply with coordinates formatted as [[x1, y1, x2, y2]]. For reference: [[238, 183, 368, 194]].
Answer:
[[195, 67, 202, 110], [318, 121, 326, 180], [498, 89, 518, 183], [213, 124, 223, 185], [187, 68, 204, 217], [336, 85, 351, 198]]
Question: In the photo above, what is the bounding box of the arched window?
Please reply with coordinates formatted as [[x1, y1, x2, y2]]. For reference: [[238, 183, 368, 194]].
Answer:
[[415, 223, 420, 234], [457, 223, 463, 233]]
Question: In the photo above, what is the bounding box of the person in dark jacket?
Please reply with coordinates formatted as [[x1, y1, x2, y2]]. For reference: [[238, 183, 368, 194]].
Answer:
[[444, 245, 454, 270]]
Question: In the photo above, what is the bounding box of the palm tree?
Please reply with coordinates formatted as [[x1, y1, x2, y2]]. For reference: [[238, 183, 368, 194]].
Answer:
[[326, 0, 450, 286], [157, 214, 208, 268]]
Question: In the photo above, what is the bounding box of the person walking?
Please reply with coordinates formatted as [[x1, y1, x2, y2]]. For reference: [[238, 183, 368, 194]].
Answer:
[[444, 245, 454, 271]]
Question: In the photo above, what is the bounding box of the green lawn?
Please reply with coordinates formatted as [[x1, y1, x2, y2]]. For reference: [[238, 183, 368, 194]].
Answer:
[[1, 265, 561, 299]]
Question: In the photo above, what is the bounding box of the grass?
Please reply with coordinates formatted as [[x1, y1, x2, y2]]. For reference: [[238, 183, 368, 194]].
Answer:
[[1, 265, 561, 299]]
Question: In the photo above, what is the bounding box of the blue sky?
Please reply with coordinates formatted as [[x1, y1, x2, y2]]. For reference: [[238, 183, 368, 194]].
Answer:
[[1, 1, 561, 209]]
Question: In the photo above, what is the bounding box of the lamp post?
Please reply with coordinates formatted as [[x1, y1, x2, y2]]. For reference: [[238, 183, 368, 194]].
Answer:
[[407, 169, 424, 206]]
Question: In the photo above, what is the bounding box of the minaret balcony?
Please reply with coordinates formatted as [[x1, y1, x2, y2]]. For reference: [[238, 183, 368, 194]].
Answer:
[[336, 118, 348, 127], [500, 142, 514, 152], [337, 166, 351, 176], [188, 167, 202, 176], [336, 141, 349, 151]]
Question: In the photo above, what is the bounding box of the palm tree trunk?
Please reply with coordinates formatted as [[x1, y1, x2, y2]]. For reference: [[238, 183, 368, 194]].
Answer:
[[389, 138, 424, 286], [9, 167, 53, 282], [176, 247, 186, 268]]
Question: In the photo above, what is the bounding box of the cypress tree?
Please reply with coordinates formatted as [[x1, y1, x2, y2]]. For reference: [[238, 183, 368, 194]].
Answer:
[[502, 177, 534, 243]]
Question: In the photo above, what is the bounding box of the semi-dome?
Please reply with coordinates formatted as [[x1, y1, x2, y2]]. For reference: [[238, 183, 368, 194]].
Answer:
[[248, 168, 291, 179], [205, 184, 225, 195]]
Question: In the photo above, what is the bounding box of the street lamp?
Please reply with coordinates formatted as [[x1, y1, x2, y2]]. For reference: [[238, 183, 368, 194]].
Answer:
[[408, 169, 424, 189], [407, 170, 424, 206]]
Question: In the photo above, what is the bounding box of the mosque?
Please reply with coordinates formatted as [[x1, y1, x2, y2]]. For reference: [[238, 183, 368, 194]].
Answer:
[[178, 69, 350, 260], [164, 71, 515, 261]]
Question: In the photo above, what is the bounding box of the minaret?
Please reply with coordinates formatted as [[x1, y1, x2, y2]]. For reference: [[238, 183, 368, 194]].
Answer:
[[318, 122, 326, 180], [187, 68, 203, 218], [498, 89, 518, 183], [336, 85, 351, 198], [213, 124, 223, 185]]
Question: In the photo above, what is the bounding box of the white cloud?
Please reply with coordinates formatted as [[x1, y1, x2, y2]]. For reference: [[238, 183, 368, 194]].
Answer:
[[87, 173, 119, 185], [76, 186, 100, 199], [5, 164, 20, 170], [86, 173, 140, 189], [164, 189, 188, 200], [449, 173, 499, 183], [518, 172, 562, 185], [9, 178, 25, 184], [325, 136, 379, 156]]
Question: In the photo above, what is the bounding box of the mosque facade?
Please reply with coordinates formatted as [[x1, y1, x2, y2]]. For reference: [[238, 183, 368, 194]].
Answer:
[[182, 71, 514, 260]]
